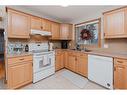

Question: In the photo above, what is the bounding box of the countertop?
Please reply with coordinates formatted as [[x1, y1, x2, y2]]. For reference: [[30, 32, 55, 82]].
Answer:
[[7, 48, 127, 59], [55, 48, 127, 59], [7, 52, 33, 58]]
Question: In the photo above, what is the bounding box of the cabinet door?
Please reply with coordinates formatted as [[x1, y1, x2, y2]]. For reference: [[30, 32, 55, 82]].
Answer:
[[104, 8, 125, 38], [55, 52, 64, 71], [42, 19, 51, 32], [31, 16, 42, 30], [76, 55, 88, 77], [68, 54, 76, 72], [51, 22, 60, 39], [8, 62, 32, 89], [114, 64, 127, 89], [8, 9, 30, 38], [64, 51, 69, 69], [60, 24, 72, 40]]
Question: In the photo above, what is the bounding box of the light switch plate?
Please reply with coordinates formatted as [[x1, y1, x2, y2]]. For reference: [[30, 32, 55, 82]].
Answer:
[[104, 44, 109, 48]]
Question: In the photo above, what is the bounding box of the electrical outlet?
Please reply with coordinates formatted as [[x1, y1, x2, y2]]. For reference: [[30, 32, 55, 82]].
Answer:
[[104, 44, 108, 48]]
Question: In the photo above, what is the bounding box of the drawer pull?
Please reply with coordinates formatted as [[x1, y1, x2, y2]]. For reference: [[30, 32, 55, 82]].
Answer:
[[19, 58, 24, 60], [117, 61, 123, 63]]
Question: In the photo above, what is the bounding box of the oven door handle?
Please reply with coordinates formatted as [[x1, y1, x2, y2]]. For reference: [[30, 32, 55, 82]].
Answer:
[[39, 60, 51, 68]]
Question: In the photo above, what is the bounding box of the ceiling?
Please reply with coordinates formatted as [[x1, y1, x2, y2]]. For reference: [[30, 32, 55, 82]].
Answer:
[[10, 6, 122, 23]]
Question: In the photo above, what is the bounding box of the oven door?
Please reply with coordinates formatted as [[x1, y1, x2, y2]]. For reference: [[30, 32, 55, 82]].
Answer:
[[33, 55, 52, 73]]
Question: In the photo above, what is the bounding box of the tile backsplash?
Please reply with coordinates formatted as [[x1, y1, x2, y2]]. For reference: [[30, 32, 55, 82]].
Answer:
[[7, 41, 28, 54]]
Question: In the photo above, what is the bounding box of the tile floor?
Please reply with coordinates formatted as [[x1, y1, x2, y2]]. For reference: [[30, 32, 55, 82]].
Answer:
[[0, 69, 107, 90], [22, 69, 106, 90]]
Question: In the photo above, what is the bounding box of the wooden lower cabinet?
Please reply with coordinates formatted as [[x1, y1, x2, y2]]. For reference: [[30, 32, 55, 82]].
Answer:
[[67, 51, 88, 77], [55, 50, 88, 78], [55, 50, 64, 71], [64, 51, 69, 69], [114, 58, 127, 89], [76, 54, 88, 77], [68, 53, 76, 72], [7, 56, 33, 89]]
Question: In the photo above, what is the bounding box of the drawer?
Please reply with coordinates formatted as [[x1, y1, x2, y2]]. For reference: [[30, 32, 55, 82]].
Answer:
[[114, 58, 127, 66], [68, 51, 76, 56], [55, 51, 62, 55], [76, 52, 87, 57], [8, 55, 33, 65]]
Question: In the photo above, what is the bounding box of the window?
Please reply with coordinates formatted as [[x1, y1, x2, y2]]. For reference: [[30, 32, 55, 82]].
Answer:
[[75, 18, 101, 47]]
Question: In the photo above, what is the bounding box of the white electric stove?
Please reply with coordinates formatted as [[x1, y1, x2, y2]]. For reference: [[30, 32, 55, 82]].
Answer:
[[29, 42, 55, 83]]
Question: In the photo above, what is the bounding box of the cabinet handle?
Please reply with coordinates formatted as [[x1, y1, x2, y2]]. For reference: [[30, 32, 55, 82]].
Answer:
[[118, 67, 124, 69], [41, 26, 43, 29], [117, 61, 123, 63], [19, 58, 24, 60], [114, 67, 116, 71], [75, 57, 77, 61]]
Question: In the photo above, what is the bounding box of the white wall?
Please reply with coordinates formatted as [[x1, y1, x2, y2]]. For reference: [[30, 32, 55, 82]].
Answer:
[[0, 6, 6, 29], [7, 6, 62, 23], [70, 6, 123, 48]]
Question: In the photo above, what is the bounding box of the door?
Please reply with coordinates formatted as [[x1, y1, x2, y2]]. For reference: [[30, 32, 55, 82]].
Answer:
[[104, 8, 125, 38], [8, 62, 32, 89], [7, 9, 30, 38], [64, 51, 69, 69], [76, 55, 88, 77], [60, 24, 72, 40], [68, 54, 76, 72], [42, 19, 51, 32], [51, 22, 60, 39], [114, 64, 127, 89], [31, 16, 42, 30], [55, 52, 64, 71]]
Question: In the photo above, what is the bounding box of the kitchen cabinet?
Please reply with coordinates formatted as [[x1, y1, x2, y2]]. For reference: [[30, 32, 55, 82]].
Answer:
[[68, 51, 76, 72], [56, 50, 88, 77], [31, 17, 51, 32], [31, 16, 42, 30], [76, 53, 88, 77], [51, 22, 60, 39], [55, 50, 64, 71], [64, 51, 69, 69], [114, 58, 127, 89], [42, 19, 51, 32], [7, 55, 33, 89], [7, 8, 30, 38], [104, 7, 127, 38], [60, 24, 73, 40]]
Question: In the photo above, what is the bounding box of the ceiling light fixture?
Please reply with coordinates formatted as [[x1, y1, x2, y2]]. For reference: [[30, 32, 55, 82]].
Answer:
[[61, 4, 69, 7]]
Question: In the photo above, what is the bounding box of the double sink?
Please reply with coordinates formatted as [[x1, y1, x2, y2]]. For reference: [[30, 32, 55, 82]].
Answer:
[[70, 48, 92, 52]]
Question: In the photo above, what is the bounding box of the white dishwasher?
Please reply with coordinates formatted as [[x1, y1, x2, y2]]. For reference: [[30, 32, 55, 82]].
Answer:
[[88, 54, 113, 89]]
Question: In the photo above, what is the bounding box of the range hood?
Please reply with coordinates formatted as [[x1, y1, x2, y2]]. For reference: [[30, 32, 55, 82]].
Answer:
[[30, 29, 52, 36]]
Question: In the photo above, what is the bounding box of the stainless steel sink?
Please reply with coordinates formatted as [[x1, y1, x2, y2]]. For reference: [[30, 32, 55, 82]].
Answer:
[[70, 48, 92, 52]]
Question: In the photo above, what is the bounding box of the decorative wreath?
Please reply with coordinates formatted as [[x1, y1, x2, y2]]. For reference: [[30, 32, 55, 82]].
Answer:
[[80, 29, 92, 40]]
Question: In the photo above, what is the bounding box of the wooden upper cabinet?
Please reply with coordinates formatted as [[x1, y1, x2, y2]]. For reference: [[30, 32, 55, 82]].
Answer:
[[31, 16, 42, 30], [114, 58, 127, 89], [7, 9, 30, 38], [42, 19, 51, 32], [51, 22, 60, 39], [60, 24, 73, 40], [104, 7, 127, 38]]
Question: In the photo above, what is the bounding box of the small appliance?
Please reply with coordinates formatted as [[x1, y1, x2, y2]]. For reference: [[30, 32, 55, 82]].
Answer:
[[61, 41, 68, 49]]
